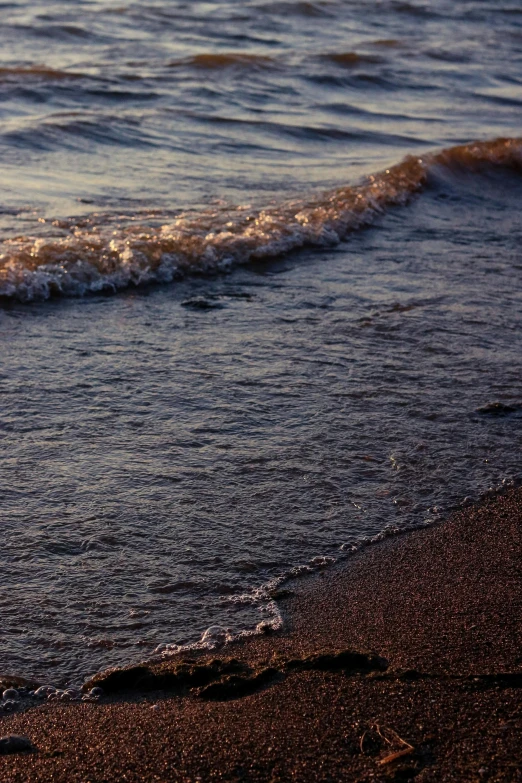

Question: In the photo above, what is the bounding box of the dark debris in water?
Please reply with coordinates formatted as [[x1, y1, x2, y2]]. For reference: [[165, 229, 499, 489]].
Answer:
[[181, 290, 254, 310], [385, 302, 418, 313], [223, 290, 255, 301], [476, 402, 521, 416], [181, 296, 224, 310]]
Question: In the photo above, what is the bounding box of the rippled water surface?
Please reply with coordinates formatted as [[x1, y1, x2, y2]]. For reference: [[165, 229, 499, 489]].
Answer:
[[0, 0, 521, 683], [1, 1, 521, 234]]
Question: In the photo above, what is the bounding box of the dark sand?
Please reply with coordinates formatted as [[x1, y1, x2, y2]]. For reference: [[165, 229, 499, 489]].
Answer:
[[1, 488, 521, 782]]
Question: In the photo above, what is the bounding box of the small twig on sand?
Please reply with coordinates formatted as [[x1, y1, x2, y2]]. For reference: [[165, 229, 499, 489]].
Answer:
[[375, 724, 414, 765], [378, 746, 414, 766], [359, 730, 369, 754], [360, 723, 415, 766]]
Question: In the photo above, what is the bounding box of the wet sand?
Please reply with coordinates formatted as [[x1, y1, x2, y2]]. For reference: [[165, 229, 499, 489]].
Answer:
[[1, 488, 521, 782]]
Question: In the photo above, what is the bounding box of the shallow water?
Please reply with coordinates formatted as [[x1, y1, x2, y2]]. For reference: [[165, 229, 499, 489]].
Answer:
[[0, 0, 521, 684], [1, 1, 521, 256], [2, 167, 521, 683]]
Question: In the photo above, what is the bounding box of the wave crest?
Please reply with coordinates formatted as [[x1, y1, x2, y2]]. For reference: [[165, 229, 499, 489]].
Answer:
[[1, 137, 520, 302]]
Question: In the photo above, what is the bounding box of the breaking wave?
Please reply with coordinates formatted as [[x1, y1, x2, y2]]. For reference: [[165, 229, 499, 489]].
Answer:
[[1, 137, 520, 302]]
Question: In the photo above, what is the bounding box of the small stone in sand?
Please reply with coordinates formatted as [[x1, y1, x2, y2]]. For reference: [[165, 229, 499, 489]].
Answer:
[[0, 735, 34, 755]]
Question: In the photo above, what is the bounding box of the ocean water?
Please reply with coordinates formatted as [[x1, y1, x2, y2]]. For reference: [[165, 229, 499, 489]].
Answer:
[[0, 0, 521, 685]]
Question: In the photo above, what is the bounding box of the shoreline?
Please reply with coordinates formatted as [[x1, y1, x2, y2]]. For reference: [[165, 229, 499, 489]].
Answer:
[[1, 488, 521, 781]]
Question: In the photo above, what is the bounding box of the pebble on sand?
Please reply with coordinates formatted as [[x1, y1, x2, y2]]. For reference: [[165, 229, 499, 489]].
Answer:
[[0, 735, 34, 755]]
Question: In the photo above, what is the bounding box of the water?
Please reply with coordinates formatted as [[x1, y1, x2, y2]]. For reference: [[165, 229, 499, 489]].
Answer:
[[0, 0, 521, 684]]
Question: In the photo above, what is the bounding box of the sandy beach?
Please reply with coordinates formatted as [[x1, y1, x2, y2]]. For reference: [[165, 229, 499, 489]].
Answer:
[[0, 487, 520, 782]]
